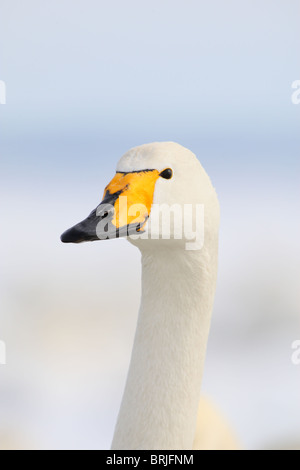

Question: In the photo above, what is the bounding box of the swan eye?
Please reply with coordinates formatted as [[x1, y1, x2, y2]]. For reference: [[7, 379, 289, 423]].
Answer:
[[159, 168, 173, 180]]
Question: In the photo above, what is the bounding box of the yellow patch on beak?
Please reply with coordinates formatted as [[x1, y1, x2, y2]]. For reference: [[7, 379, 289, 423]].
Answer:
[[103, 170, 160, 230]]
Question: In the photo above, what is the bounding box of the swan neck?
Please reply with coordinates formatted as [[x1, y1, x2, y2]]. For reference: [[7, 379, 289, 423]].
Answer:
[[111, 245, 218, 450]]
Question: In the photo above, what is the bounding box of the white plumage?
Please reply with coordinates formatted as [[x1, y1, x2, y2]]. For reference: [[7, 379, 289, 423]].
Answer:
[[62, 142, 239, 450]]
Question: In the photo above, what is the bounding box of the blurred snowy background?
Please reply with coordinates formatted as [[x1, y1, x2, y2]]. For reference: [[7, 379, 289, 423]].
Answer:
[[0, 0, 299, 449]]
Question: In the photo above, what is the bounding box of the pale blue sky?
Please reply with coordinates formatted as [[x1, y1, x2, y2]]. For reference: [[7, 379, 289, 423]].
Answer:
[[0, 1, 299, 151]]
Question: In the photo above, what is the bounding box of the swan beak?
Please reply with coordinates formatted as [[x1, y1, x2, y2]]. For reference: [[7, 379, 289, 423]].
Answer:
[[61, 170, 160, 243]]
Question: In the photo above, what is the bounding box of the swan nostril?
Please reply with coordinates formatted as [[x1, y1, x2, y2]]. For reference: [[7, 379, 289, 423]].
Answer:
[[97, 206, 114, 220]]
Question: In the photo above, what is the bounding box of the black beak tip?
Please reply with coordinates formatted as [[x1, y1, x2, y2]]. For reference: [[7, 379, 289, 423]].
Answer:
[[60, 227, 81, 244], [60, 229, 72, 243]]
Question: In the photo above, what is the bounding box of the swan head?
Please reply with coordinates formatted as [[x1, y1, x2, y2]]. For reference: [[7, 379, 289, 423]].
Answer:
[[61, 142, 219, 251]]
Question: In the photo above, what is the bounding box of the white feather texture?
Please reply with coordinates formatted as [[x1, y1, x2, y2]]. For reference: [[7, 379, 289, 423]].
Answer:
[[111, 142, 225, 450]]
